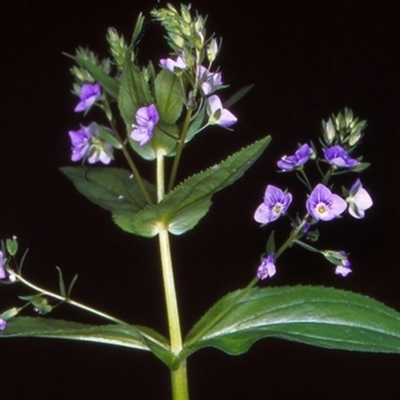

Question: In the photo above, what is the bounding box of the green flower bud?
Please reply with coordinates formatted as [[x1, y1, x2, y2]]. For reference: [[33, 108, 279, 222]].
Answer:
[[6, 236, 18, 256]]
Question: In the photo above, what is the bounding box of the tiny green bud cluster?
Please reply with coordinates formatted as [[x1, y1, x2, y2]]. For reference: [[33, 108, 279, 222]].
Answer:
[[321, 107, 367, 148]]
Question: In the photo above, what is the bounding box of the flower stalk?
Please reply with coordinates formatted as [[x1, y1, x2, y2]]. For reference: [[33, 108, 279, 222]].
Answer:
[[13, 272, 129, 325]]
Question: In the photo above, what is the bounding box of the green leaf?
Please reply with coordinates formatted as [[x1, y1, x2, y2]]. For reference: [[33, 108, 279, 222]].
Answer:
[[67, 54, 119, 99], [0, 317, 174, 367], [60, 166, 156, 214], [224, 83, 254, 108], [154, 69, 185, 124], [130, 12, 145, 48], [182, 286, 400, 359], [114, 135, 272, 237], [185, 105, 206, 143], [118, 54, 152, 129]]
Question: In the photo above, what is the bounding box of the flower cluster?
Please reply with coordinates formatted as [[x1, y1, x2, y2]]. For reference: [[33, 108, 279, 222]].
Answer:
[[254, 109, 372, 280], [67, 6, 238, 166], [160, 54, 236, 128], [69, 123, 114, 164]]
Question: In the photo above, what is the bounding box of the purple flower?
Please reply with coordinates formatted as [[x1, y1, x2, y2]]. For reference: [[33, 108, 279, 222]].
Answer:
[[130, 104, 160, 146], [0, 319, 6, 331], [254, 185, 293, 224], [346, 179, 373, 219], [0, 250, 6, 280], [306, 184, 347, 221], [198, 66, 223, 95], [69, 123, 113, 164], [257, 253, 276, 280], [160, 55, 187, 73], [335, 257, 352, 277], [207, 95, 237, 127], [74, 83, 101, 113], [323, 145, 359, 168], [277, 143, 312, 171]]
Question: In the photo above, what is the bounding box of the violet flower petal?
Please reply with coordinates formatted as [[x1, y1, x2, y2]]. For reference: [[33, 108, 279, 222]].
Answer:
[[347, 179, 373, 219], [207, 95, 237, 127], [323, 145, 359, 168], [306, 184, 347, 221], [257, 253, 276, 280], [277, 143, 312, 171], [0, 250, 6, 280], [254, 185, 292, 224], [74, 83, 101, 113], [130, 104, 160, 146], [0, 319, 6, 331]]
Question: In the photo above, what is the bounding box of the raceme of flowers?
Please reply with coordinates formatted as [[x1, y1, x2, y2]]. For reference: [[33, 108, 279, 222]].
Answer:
[[254, 181, 372, 225], [68, 46, 237, 165], [254, 123, 372, 280]]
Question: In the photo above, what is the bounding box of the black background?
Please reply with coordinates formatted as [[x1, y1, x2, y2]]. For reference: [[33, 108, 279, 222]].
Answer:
[[1, 1, 399, 399]]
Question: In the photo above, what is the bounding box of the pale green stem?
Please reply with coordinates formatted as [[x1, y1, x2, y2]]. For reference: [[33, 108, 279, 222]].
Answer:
[[321, 165, 335, 186], [275, 215, 309, 259], [167, 108, 193, 193], [166, 52, 202, 194], [156, 152, 189, 400], [13, 272, 129, 325], [157, 149, 166, 202]]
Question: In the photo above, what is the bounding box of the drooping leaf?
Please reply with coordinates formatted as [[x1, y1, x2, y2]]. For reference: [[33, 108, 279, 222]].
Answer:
[[154, 69, 185, 124], [60, 166, 156, 214], [182, 286, 400, 359], [0, 317, 174, 367], [114, 135, 272, 237]]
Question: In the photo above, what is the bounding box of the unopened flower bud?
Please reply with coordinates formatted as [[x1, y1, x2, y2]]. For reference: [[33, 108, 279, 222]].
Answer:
[[207, 38, 219, 63]]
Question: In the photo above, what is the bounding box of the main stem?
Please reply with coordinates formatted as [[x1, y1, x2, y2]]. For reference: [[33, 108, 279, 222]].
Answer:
[[157, 151, 189, 400]]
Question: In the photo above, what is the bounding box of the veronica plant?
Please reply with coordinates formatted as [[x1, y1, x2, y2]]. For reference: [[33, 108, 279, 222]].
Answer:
[[1, 4, 399, 400]]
